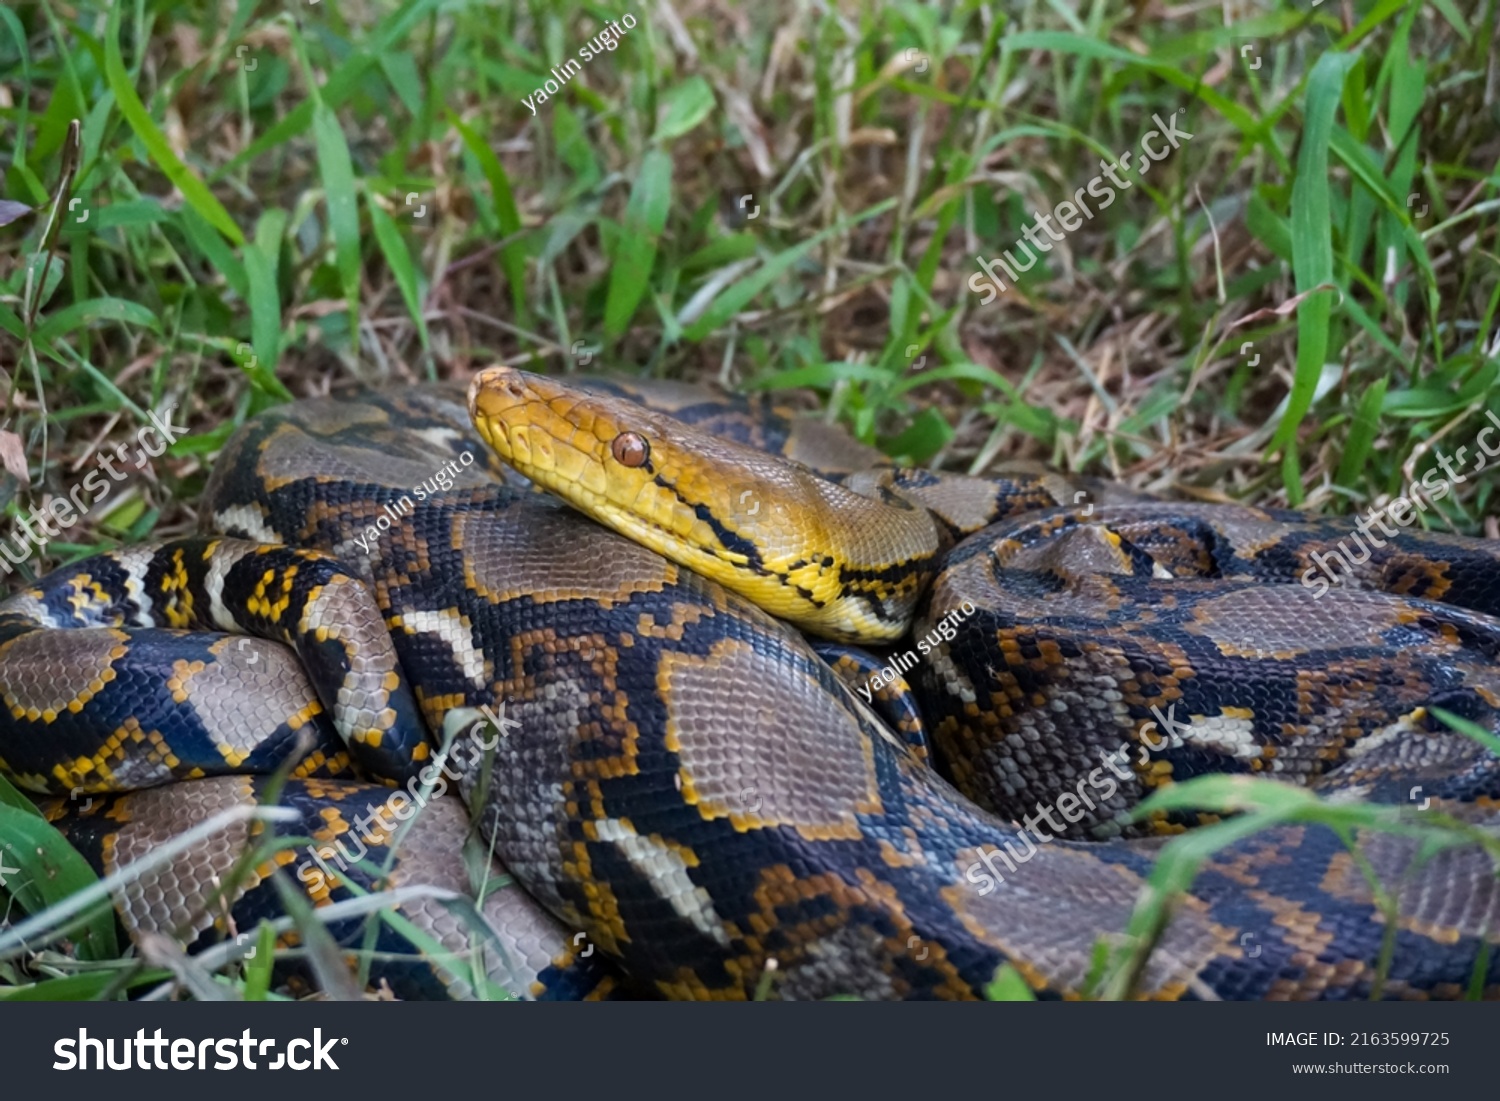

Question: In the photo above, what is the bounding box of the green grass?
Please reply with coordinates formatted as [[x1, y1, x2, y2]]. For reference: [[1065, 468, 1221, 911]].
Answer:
[[1, 0, 1498, 999]]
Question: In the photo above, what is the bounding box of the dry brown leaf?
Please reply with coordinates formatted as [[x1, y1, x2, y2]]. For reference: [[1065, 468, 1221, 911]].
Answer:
[[1227, 283, 1343, 331], [0, 429, 28, 485]]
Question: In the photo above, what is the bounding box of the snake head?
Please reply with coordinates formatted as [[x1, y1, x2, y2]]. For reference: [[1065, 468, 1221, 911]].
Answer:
[[468, 366, 937, 641]]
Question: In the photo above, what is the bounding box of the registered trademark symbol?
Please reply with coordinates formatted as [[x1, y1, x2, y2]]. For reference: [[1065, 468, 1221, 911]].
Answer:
[[341, 1038, 348, 1044]]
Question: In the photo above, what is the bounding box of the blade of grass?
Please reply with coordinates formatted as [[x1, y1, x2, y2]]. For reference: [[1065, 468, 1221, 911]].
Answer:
[[242, 920, 277, 1001], [244, 208, 288, 400], [33, 297, 160, 343], [1335, 376, 1388, 488], [0, 804, 298, 962], [310, 101, 363, 345], [368, 195, 432, 360], [603, 148, 673, 340], [267, 870, 365, 1002], [103, 6, 243, 245], [450, 112, 530, 325], [215, 0, 445, 180], [0, 969, 171, 1001], [0, 794, 119, 961], [683, 198, 898, 341], [1269, 50, 1355, 458]]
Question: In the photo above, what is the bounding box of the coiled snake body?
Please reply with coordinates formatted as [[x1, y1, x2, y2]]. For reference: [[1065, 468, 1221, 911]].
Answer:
[[4, 369, 1500, 1000]]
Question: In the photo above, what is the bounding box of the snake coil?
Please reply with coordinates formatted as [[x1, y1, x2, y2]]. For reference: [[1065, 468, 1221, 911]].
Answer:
[[3, 370, 1500, 1000]]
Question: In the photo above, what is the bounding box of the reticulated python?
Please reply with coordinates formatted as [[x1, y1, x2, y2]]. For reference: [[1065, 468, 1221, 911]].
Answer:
[[3, 367, 1500, 1000]]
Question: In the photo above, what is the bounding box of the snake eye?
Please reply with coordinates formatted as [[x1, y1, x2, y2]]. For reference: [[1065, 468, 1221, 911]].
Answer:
[[611, 432, 650, 468]]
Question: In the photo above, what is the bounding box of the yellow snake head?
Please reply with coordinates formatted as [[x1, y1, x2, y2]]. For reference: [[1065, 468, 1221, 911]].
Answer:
[[468, 366, 940, 641]]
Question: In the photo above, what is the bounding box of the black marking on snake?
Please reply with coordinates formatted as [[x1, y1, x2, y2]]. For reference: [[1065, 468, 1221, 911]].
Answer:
[[50, 554, 138, 627], [835, 559, 931, 623], [651, 474, 762, 565], [648, 471, 829, 609]]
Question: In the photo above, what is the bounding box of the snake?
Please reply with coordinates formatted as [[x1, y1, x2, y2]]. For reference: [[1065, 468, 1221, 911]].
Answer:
[[4, 366, 1500, 1000]]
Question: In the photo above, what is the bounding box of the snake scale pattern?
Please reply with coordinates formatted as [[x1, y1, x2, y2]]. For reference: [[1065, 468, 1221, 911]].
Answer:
[[4, 368, 1500, 1000]]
